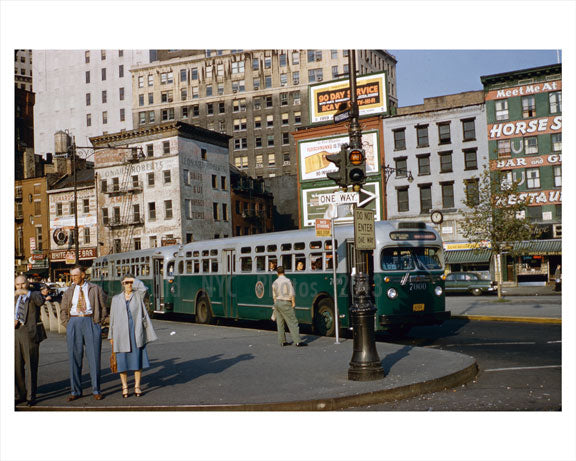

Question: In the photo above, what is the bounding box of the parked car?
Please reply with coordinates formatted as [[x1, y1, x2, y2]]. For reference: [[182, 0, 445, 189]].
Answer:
[[444, 272, 497, 296]]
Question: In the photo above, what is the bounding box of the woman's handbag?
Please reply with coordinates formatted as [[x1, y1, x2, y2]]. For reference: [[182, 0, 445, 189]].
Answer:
[[109, 339, 117, 373]]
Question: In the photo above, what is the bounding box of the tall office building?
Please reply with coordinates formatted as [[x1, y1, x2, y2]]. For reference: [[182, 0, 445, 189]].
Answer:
[[15, 50, 33, 91], [130, 49, 397, 178], [32, 50, 153, 157]]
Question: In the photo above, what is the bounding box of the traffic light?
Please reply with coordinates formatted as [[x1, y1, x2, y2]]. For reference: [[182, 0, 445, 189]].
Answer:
[[326, 143, 349, 189], [348, 147, 366, 191]]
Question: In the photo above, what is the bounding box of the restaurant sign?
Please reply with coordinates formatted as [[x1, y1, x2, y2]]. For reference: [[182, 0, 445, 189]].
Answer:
[[488, 116, 561, 140], [495, 189, 562, 207], [491, 153, 561, 171], [50, 247, 97, 262]]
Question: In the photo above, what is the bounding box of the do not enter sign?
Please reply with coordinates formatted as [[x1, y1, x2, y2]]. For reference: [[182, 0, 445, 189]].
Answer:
[[354, 209, 375, 250]]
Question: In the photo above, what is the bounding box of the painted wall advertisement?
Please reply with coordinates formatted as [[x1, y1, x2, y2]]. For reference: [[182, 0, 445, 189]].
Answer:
[[309, 72, 387, 124], [299, 131, 379, 182], [301, 182, 381, 227]]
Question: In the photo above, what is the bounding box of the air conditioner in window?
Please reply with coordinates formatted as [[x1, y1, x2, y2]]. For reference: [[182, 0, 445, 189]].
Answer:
[[317, 77, 323, 82], [553, 224, 562, 238]]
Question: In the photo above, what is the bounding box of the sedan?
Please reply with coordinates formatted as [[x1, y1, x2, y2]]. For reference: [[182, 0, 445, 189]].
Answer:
[[444, 272, 497, 296]]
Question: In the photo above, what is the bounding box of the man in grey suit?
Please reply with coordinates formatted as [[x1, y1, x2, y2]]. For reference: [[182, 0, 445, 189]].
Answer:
[[15, 275, 47, 407], [60, 265, 107, 401]]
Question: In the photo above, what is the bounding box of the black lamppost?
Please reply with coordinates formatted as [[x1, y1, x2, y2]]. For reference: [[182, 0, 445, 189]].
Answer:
[[346, 50, 385, 381]]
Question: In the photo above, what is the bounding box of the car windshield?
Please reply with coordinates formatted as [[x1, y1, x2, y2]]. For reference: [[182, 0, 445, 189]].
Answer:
[[381, 247, 443, 271]]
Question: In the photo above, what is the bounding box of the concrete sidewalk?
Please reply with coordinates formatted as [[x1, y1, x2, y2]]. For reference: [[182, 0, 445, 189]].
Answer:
[[18, 319, 477, 411]]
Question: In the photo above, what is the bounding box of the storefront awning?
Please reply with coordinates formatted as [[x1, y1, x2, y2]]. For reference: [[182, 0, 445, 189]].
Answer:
[[513, 240, 562, 256], [445, 249, 492, 264]]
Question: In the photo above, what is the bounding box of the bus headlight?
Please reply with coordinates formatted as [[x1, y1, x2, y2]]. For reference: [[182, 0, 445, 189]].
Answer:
[[170, 285, 175, 294], [387, 288, 398, 299], [434, 286, 443, 296]]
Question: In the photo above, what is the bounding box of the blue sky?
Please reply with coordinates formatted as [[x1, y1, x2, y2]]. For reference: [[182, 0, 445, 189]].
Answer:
[[388, 50, 561, 107]]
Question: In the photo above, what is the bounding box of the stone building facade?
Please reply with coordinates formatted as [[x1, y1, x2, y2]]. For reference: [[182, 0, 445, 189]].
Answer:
[[91, 122, 232, 255], [129, 50, 396, 180]]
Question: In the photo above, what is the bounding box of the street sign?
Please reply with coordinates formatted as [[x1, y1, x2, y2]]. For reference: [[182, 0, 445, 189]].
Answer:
[[334, 110, 351, 124], [317, 191, 359, 206], [315, 219, 331, 237], [354, 209, 375, 250], [357, 188, 376, 207]]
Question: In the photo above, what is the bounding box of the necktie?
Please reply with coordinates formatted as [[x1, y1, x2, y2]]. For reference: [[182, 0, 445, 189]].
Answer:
[[77, 287, 86, 313], [16, 296, 25, 323]]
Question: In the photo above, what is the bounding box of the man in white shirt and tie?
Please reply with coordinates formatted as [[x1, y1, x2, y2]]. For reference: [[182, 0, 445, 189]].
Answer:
[[60, 265, 107, 401]]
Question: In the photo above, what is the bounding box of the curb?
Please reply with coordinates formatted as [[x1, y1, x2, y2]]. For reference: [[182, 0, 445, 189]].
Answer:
[[17, 362, 478, 412], [452, 315, 561, 324]]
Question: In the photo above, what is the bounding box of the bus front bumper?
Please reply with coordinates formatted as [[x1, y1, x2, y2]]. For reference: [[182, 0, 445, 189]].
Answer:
[[379, 310, 451, 327]]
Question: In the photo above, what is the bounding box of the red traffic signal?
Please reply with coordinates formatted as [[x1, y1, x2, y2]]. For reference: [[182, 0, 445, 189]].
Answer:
[[348, 148, 364, 165]]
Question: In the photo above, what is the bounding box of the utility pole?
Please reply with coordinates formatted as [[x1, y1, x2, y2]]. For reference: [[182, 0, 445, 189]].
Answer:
[[347, 50, 384, 381], [71, 137, 80, 265]]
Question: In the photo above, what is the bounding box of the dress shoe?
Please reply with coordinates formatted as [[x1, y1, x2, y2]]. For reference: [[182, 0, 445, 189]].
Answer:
[[296, 342, 308, 347], [281, 341, 292, 346], [67, 394, 80, 402], [93, 393, 104, 401], [26, 400, 36, 407]]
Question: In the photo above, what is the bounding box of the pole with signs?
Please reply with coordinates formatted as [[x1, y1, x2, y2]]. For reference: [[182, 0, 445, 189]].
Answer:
[[316, 217, 340, 344]]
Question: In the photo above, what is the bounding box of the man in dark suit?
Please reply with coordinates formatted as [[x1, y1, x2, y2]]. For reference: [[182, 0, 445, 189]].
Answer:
[[15, 275, 47, 407], [60, 265, 107, 401]]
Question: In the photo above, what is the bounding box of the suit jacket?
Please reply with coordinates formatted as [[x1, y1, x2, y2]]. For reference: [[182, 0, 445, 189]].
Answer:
[[60, 282, 107, 327], [15, 291, 47, 343]]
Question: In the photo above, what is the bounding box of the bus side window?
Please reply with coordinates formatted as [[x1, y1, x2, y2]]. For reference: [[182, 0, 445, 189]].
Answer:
[[178, 261, 184, 274], [281, 254, 292, 271], [202, 259, 209, 273], [295, 254, 306, 271], [211, 259, 218, 272], [256, 256, 266, 272], [326, 253, 336, 270], [193, 260, 200, 274], [167, 262, 174, 276], [241, 257, 252, 272], [268, 256, 278, 272], [310, 253, 323, 270], [186, 260, 193, 274]]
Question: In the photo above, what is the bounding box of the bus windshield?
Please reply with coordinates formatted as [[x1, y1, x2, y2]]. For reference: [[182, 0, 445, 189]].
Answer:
[[381, 247, 443, 271]]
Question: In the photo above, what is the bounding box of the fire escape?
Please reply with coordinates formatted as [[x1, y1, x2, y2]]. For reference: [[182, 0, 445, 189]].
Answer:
[[104, 149, 145, 253]]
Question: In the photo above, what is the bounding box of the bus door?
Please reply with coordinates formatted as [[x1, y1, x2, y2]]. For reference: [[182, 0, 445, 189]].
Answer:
[[223, 249, 237, 318], [152, 257, 164, 312]]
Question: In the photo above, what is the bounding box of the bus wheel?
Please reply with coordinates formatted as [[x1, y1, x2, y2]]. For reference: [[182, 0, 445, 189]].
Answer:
[[196, 296, 213, 324], [314, 297, 335, 337]]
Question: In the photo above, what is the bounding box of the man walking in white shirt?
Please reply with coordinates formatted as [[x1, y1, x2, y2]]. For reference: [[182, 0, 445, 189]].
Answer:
[[272, 266, 307, 347]]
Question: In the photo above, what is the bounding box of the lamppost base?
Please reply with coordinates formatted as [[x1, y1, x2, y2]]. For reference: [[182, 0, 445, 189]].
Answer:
[[348, 363, 385, 381]]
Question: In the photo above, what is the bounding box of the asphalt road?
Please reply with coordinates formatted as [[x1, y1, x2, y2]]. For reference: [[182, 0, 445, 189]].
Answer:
[[352, 317, 562, 411]]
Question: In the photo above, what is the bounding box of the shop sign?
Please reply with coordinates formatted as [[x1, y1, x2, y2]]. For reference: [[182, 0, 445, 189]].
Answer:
[[491, 153, 562, 171], [30, 237, 36, 251], [485, 80, 561, 101], [309, 72, 387, 124], [488, 116, 561, 140], [50, 247, 97, 262], [444, 241, 491, 251], [161, 239, 177, 246], [495, 189, 562, 207]]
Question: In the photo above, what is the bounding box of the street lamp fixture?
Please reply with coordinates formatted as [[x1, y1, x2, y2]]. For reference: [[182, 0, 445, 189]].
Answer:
[[382, 165, 414, 184]]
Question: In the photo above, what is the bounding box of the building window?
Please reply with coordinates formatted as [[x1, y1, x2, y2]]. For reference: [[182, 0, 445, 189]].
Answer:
[[85, 51, 90, 63], [119, 87, 125, 101], [438, 122, 451, 144], [102, 111, 108, 124], [264, 57, 272, 69], [439, 151, 452, 173], [551, 133, 562, 152], [307, 50, 322, 62], [280, 93, 288, 107], [524, 136, 538, 155], [206, 85, 212, 97], [294, 111, 301, 124], [462, 118, 476, 141], [119, 64, 124, 78], [222, 203, 228, 221], [554, 165, 562, 187], [139, 94, 144, 106], [86, 93, 91, 106], [264, 76, 272, 88], [161, 90, 173, 103], [160, 71, 173, 84], [206, 103, 213, 115], [101, 208, 109, 225], [252, 58, 259, 71], [148, 202, 156, 220], [495, 99, 509, 121], [292, 71, 300, 85], [441, 182, 454, 208], [101, 68, 106, 81], [332, 65, 339, 79], [180, 68, 187, 82], [526, 168, 540, 189], [417, 155, 430, 176], [267, 135, 274, 147], [221, 176, 227, 190], [419, 185, 432, 214], [235, 156, 248, 169], [100, 179, 107, 193], [147, 172, 155, 187], [256, 154, 263, 168], [280, 73, 288, 86], [163, 170, 171, 183], [255, 137, 262, 148], [266, 114, 274, 127], [211, 175, 217, 189], [112, 207, 120, 224], [118, 50, 123, 57], [139, 112, 146, 125], [101, 50, 106, 60], [132, 204, 141, 223], [56, 202, 63, 216], [308, 68, 323, 83], [148, 74, 154, 86], [113, 239, 121, 253], [112, 177, 119, 192], [182, 106, 188, 118], [232, 61, 245, 74], [549, 91, 562, 114], [266, 96, 273, 108], [82, 199, 90, 213], [84, 227, 91, 244], [393, 128, 406, 150], [253, 77, 260, 90], [86, 113, 91, 127], [498, 139, 511, 158], [292, 51, 300, 65], [282, 132, 290, 145], [416, 125, 429, 147], [465, 179, 479, 206], [181, 88, 188, 101], [394, 157, 408, 178], [522, 95, 536, 118], [213, 203, 219, 220], [234, 138, 247, 150], [164, 200, 173, 219], [254, 116, 261, 129], [397, 187, 409, 212], [148, 111, 155, 123], [149, 236, 157, 248], [185, 199, 192, 219], [134, 238, 141, 251], [191, 67, 198, 80], [463, 148, 478, 170], [161, 108, 174, 121], [85, 71, 90, 84]]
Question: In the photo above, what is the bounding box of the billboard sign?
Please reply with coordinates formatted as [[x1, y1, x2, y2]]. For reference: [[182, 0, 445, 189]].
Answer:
[[309, 72, 387, 124], [299, 131, 379, 182]]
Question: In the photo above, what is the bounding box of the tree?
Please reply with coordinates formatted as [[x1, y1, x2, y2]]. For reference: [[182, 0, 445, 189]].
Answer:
[[460, 166, 541, 299]]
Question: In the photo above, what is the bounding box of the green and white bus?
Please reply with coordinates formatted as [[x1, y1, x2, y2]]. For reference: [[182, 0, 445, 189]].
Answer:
[[92, 220, 449, 336]]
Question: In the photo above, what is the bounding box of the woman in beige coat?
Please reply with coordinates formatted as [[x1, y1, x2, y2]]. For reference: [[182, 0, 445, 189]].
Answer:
[[108, 275, 157, 398]]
